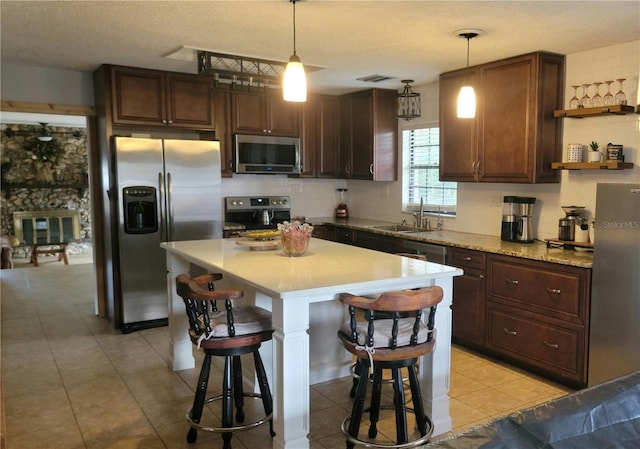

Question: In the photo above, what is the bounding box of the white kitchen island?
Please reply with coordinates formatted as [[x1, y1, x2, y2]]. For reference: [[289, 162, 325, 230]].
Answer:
[[161, 238, 462, 449]]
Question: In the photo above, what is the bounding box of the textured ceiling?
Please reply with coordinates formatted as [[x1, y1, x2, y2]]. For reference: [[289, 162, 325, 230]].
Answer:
[[1, 0, 639, 96]]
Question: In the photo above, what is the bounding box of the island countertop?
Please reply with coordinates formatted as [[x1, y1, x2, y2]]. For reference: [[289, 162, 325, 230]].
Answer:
[[303, 217, 594, 269]]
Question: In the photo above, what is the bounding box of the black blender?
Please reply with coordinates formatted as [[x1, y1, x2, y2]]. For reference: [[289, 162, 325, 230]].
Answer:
[[335, 188, 349, 218]]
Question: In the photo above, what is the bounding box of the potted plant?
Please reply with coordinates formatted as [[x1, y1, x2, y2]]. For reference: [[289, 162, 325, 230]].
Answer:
[[587, 141, 602, 162]]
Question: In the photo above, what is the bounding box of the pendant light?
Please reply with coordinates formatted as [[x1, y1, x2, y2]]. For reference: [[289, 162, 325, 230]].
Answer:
[[456, 29, 482, 119], [283, 0, 307, 102], [397, 80, 421, 121]]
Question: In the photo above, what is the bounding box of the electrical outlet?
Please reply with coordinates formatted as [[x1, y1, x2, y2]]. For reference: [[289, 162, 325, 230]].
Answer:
[[490, 192, 502, 207]]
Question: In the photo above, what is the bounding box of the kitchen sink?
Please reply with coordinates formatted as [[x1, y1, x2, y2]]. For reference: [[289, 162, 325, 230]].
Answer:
[[372, 224, 429, 233]]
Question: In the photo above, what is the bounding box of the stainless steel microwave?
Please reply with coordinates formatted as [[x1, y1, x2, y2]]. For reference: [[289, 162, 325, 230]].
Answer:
[[234, 134, 301, 174]]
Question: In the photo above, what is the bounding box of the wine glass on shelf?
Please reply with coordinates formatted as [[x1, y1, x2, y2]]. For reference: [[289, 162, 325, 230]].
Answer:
[[569, 85, 580, 109], [579, 83, 591, 108], [603, 80, 615, 105], [591, 82, 603, 106], [614, 78, 627, 105]]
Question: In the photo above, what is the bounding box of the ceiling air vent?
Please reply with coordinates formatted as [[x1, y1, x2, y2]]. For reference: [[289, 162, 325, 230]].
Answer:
[[356, 74, 395, 83]]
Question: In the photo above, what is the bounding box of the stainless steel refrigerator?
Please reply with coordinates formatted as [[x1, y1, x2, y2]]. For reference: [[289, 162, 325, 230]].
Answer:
[[112, 136, 222, 332], [588, 183, 640, 386]]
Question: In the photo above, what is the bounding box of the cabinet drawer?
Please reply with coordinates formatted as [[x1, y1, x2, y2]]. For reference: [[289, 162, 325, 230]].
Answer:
[[487, 256, 586, 322], [486, 304, 584, 382], [448, 247, 486, 270]]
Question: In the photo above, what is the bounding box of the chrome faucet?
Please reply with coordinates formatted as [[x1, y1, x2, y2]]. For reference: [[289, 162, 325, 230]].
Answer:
[[412, 198, 430, 229]]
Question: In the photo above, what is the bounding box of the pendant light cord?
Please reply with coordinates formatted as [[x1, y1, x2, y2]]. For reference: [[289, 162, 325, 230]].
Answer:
[[292, 0, 297, 56], [466, 37, 470, 68]]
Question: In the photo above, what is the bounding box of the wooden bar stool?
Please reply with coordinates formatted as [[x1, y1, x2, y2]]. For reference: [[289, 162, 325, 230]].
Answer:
[[347, 252, 428, 398], [337, 286, 443, 449], [176, 273, 276, 449]]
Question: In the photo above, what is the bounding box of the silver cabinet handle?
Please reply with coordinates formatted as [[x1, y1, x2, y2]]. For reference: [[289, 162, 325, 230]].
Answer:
[[471, 161, 477, 173], [543, 341, 559, 349], [478, 274, 485, 279], [504, 328, 517, 335], [506, 278, 519, 285], [369, 163, 374, 175], [462, 256, 472, 261], [546, 287, 561, 294]]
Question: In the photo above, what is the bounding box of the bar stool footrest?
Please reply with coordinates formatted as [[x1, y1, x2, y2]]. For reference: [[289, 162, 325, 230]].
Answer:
[[187, 392, 272, 433], [341, 405, 433, 449]]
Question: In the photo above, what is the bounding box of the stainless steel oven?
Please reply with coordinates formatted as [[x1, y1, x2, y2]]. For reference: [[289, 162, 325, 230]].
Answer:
[[224, 196, 291, 237]]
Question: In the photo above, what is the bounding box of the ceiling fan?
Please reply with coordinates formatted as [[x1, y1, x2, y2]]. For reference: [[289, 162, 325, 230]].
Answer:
[[2, 122, 84, 141]]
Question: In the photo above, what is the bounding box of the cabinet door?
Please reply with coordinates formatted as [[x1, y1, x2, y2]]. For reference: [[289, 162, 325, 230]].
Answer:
[[232, 92, 300, 136], [213, 90, 233, 177], [299, 96, 318, 177], [166, 74, 214, 129], [339, 89, 397, 181], [478, 56, 535, 182], [302, 95, 341, 178], [452, 266, 486, 346], [449, 248, 487, 347], [349, 90, 374, 179], [268, 96, 300, 136], [111, 66, 166, 126], [439, 69, 478, 182], [316, 96, 341, 178], [232, 93, 267, 133]]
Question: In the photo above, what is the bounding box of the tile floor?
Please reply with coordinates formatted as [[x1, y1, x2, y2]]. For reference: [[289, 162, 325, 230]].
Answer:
[[1, 255, 573, 449]]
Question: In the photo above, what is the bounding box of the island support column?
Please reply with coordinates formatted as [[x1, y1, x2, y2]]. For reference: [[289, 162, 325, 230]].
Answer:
[[420, 276, 454, 436], [265, 291, 312, 449], [165, 252, 195, 371]]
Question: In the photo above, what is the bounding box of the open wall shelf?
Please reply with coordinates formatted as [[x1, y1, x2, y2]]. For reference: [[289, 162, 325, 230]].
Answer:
[[551, 161, 633, 170], [553, 104, 636, 118]]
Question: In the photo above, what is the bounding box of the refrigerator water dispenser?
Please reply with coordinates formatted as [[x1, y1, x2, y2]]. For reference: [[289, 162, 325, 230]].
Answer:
[[123, 186, 158, 234]]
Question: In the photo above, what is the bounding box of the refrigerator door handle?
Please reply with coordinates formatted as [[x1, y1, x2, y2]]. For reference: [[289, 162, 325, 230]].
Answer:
[[158, 172, 167, 241], [166, 172, 173, 241]]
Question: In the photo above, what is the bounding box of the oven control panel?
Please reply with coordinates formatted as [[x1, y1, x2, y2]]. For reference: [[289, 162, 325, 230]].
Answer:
[[225, 196, 291, 211]]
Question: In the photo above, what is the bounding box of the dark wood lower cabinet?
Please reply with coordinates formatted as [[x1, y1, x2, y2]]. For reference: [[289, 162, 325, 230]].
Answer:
[[449, 248, 486, 349], [486, 302, 585, 387], [312, 225, 592, 388], [352, 230, 402, 253], [485, 254, 590, 388]]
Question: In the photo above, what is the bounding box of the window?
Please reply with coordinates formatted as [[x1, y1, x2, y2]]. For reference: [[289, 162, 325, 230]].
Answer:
[[404, 127, 457, 213]]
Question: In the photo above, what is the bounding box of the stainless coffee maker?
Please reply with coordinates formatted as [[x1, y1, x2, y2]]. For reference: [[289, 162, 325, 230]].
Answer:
[[501, 196, 536, 243], [516, 197, 536, 243]]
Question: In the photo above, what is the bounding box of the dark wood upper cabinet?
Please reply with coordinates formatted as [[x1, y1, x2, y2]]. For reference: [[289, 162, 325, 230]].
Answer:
[[440, 51, 564, 183], [109, 65, 214, 129], [231, 92, 301, 137], [212, 89, 233, 178], [298, 94, 341, 178], [340, 88, 398, 181]]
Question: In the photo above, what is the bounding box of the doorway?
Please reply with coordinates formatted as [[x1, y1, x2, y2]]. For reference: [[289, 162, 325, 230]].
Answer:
[[0, 109, 103, 315]]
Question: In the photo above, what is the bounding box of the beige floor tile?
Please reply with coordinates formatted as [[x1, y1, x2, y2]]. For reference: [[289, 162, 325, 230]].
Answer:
[[456, 361, 524, 387], [5, 425, 86, 449], [448, 397, 491, 430], [449, 371, 489, 398], [454, 386, 528, 416]]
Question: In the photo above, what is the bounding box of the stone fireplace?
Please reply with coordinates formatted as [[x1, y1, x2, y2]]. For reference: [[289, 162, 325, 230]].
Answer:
[[0, 122, 91, 259]]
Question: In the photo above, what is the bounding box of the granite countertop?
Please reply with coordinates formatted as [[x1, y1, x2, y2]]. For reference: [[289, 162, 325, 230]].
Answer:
[[304, 217, 594, 269]]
